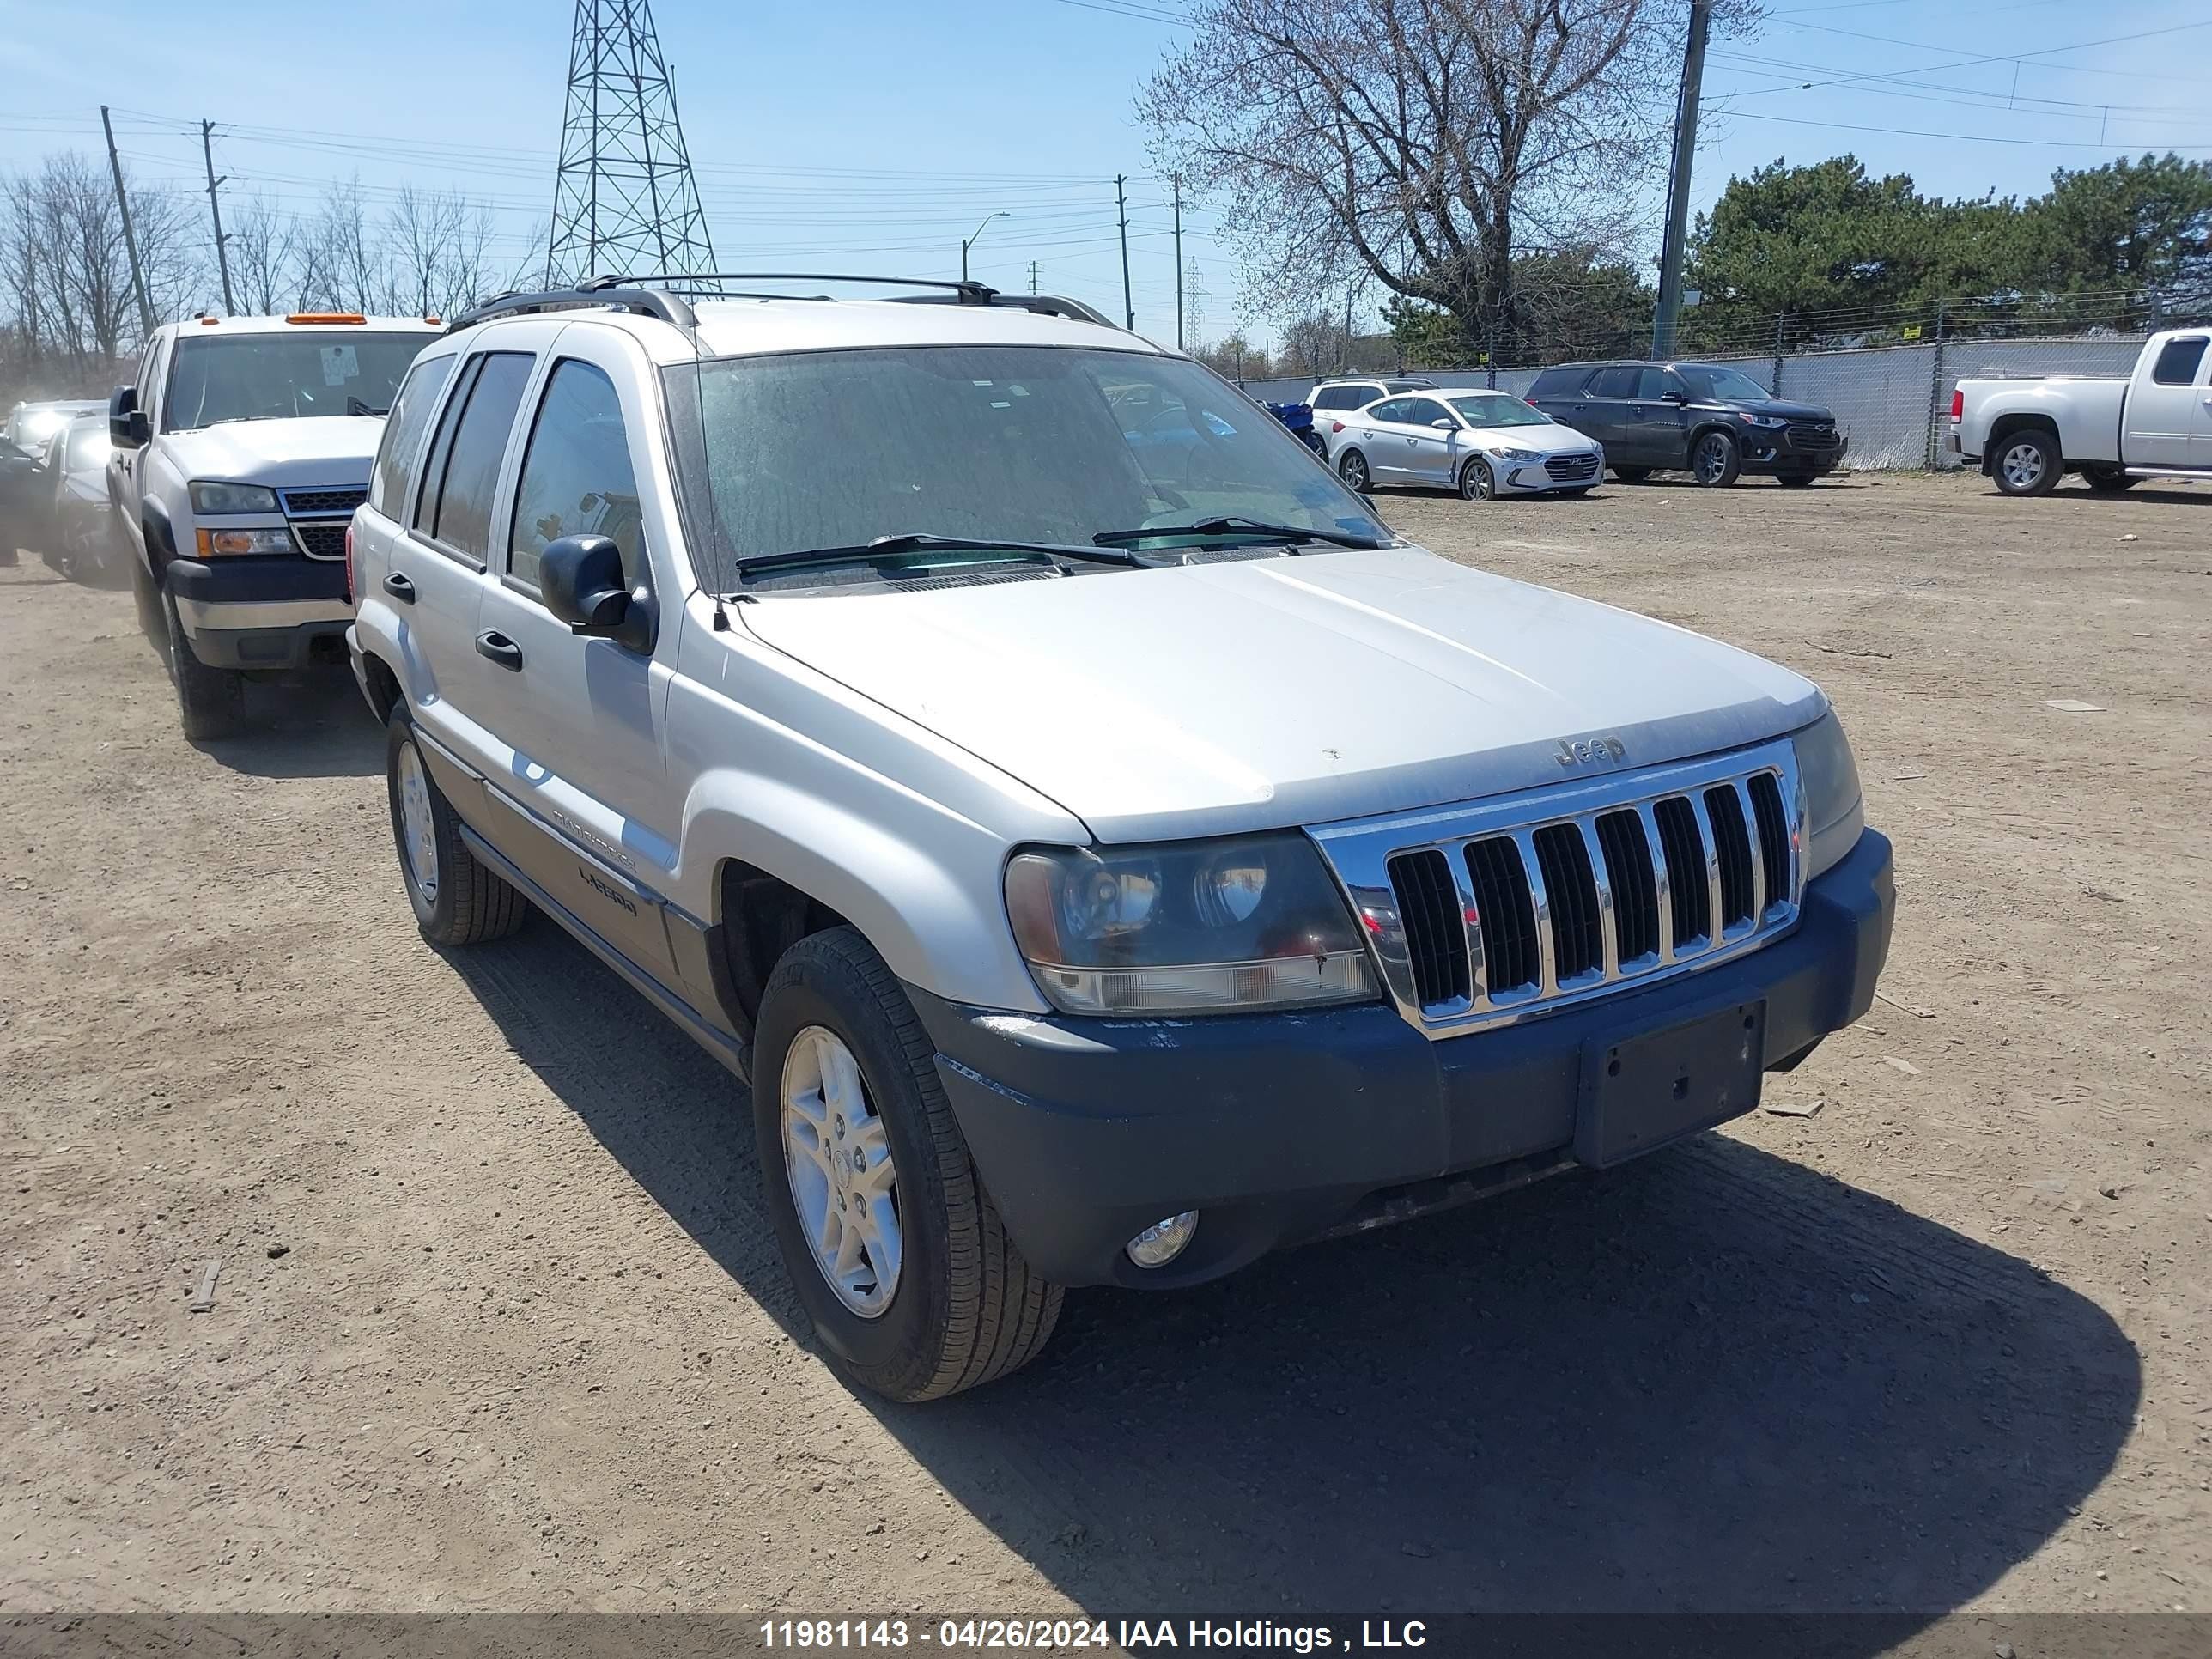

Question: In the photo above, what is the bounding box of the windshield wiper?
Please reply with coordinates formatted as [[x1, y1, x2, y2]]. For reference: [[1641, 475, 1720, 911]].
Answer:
[[1091, 515, 1387, 550], [347, 397, 391, 416], [734, 532, 1147, 580]]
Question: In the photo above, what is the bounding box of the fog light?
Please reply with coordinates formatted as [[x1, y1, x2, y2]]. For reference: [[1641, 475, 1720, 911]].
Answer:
[[1125, 1211, 1198, 1269]]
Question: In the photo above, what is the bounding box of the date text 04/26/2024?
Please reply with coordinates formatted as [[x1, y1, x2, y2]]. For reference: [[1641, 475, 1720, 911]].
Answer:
[[757, 1620, 1430, 1650]]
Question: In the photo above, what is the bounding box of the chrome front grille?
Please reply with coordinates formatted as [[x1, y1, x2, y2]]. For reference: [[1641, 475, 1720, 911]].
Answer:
[[1545, 453, 1601, 483], [280, 486, 367, 561], [1311, 738, 1805, 1037]]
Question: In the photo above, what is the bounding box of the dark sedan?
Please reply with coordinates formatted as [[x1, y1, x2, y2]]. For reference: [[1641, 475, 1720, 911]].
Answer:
[[1527, 361, 1845, 486]]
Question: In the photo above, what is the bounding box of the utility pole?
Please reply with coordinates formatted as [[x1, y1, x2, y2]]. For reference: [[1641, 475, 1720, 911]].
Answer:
[[1115, 174, 1133, 330], [1029, 260, 1039, 295], [1651, 0, 1711, 357], [100, 106, 155, 339], [200, 120, 234, 314], [1170, 175, 1184, 349]]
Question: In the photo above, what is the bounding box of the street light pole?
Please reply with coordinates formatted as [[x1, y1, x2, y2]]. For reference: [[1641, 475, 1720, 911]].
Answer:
[[962, 211, 1010, 283]]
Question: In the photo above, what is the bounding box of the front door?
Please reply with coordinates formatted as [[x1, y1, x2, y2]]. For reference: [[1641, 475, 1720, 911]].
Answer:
[[1398, 396, 1463, 486], [1625, 368, 1691, 466], [2129, 334, 2209, 470], [467, 331, 684, 982]]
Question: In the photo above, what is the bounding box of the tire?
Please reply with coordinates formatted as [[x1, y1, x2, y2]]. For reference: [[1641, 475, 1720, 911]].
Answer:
[[1778, 473, 1817, 489], [129, 550, 165, 646], [2082, 466, 2137, 493], [384, 708, 530, 946], [753, 927, 1062, 1402], [161, 587, 246, 740], [1691, 429, 1741, 487], [1457, 457, 1493, 501], [1992, 428, 2060, 496], [1336, 448, 1371, 492], [1609, 465, 1651, 483]]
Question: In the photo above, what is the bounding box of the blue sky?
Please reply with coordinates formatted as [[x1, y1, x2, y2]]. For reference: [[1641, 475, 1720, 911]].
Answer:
[[3, 0, 2209, 349]]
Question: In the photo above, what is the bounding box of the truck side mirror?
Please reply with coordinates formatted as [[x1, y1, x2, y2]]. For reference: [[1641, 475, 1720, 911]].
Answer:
[[108, 386, 148, 449], [541, 533, 653, 653]]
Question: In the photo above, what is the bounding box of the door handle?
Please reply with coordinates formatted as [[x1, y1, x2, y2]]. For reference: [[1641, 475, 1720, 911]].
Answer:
[[382, 572, 416, 604], [475, 630, 523, 672]]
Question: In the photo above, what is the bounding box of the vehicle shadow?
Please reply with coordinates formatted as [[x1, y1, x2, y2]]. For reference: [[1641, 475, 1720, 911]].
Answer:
[[197, 670, 382, 779], [449, 922, 2140, 1630]]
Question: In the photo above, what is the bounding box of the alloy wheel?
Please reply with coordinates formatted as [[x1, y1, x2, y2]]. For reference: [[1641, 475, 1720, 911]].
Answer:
[[2000, 441, 2046, 492], [1695, 434, 1732, 483], [395, 739, 441, 902], [1461, 459, 1493, 501], [1338, 452, 1368, 490], [781, 1024, 902, 1319]]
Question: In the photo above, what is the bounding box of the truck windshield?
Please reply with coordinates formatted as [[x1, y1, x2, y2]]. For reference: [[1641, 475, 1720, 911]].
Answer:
[[665, 344, 1388, 592], [163, 333, 429, 432]]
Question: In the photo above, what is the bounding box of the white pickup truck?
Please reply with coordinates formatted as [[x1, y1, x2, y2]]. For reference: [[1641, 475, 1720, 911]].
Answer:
[[1950, 326, 2212, 495]]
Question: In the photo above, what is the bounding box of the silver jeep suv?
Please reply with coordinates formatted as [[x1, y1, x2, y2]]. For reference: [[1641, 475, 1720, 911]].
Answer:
[[347, 275, 1891, 1401]]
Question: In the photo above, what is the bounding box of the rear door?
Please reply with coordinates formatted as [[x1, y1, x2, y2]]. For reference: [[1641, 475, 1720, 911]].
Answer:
[[2127, 334, 2209, 470], [1578, 365, 1638, 454], [467, 327, 684, 981], [1352, 397, 1421, 482]]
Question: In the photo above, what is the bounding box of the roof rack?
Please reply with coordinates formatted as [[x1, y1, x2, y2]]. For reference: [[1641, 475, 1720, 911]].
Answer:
[[447, 284, 696, 332], [581, 272, 1000, 306], [885, 291, 1118, 329]]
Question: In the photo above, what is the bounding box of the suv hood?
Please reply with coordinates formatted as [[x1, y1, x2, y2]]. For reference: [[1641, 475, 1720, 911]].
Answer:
[[157, 416, 385, 487], [1716, 398, 1832, 422], [738, 545, 1826, 842]]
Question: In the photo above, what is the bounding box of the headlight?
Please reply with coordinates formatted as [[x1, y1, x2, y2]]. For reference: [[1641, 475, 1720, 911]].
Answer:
[[1736, 413, 1789, 430], [190, 481, 279, 514], [1795, 709, 1864, 878], [195, 526, 294, 557], [1005, 833, 1377, 1016], [1486, 443, 1535, 459]]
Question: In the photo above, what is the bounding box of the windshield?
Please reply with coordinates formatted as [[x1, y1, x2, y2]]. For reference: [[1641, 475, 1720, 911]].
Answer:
[[65, 424, 109, 469], [1676, 365, 1774, 403], [9, 404, 94, 456], [1449, 395, 1549, 429], [666, 345, 1388, 592], [163, 333, 428, 432]]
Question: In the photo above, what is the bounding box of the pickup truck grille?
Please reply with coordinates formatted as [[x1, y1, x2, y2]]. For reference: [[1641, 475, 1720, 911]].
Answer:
[[1545, 453, 1601, 483], [1312, 739, 1805, 1037], [1787, 422, 1840, 450], [279, 486, 367, 561], [291, 522, 349, 561], [279, 487, 368, 517]]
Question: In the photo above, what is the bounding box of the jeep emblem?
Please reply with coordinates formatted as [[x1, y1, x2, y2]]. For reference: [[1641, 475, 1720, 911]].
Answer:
[[1555, 735, 1627, 769]]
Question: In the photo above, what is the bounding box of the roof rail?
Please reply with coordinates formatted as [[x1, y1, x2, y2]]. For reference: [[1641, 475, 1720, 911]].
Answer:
[[447, 285, 696, 333], [581, 272, 1000, 306], [887, 291, 1120, 329]]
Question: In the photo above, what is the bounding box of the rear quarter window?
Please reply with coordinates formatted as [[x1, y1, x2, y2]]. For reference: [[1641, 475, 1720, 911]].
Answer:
[[1528, 368, 1587, 400]]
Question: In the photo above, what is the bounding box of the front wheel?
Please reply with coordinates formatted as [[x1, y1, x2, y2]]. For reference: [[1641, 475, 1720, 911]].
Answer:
[[2082, 466, 2136, 493], [1336, 448, 1371, 492], [1457, 457, 1494, 501], [1993, 429, 2060, 496], [1691, 430, 1741, 487], [754, 927, 1062, 1402], [161, 588, 245, 740]]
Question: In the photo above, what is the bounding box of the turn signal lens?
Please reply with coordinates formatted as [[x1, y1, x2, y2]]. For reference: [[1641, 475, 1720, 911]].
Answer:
[[196, 526, 293, 557]]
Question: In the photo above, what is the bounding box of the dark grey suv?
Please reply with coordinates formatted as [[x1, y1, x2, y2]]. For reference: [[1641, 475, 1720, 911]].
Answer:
[[1527, 361, 1846, 486]]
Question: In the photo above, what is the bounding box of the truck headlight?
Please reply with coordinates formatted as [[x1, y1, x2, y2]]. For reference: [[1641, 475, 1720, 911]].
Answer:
[[1005, 834, 1377, 1016], [196, 526, 294, 557], [1794, 709, 1864, 879], [190, 481, 279, 514]]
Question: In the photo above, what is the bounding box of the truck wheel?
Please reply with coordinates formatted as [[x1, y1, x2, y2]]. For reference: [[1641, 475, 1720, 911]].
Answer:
[[754, 927, 1062, 1402], [1457, 457, 1494, 501], [161, 588, 245, 740], [2082, 466, 2136, 493], [1994, 430, 2060, 496], [1336, 448, 1371, 492], [384, 708, 530, 945], [1609, 465, 1651, 483], [1691, 429, 1741, 487]]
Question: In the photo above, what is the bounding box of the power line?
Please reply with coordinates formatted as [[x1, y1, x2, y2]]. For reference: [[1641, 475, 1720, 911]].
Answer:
[[1718, 108, 2212, 150]]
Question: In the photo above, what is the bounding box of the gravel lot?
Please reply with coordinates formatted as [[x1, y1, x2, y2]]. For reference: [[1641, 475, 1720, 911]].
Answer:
[[3, 471, 2208, 1632]]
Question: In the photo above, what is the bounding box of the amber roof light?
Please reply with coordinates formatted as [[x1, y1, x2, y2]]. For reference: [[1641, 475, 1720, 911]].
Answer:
[[285, 313, 366, 325]]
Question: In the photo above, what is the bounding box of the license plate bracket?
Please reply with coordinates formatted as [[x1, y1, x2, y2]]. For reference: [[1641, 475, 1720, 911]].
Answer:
[[1575, 1000, 1765, 1169]]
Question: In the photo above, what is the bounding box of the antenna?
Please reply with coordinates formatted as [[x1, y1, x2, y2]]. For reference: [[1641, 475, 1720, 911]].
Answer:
[[547, 0, 717, 286]]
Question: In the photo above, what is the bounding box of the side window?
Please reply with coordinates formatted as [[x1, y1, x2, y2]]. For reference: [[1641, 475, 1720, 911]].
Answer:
[[1635, 367, 1675, 400], [1364, 397, 1414, 424], [2150, 337, 2207, 386], [1404, 398, 1455, 428], [1589, 366, 1637, 398], [370, 354, 457, 518], [416, 351, 533, 557], [1314, 386, 1361, 410], [507, 360, 642, 592]]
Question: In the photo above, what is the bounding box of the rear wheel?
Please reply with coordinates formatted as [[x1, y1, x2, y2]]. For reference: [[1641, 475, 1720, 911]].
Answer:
[[1457, 457, 1494, 501], [161, 587, 245, 741], [1993, 429, 2060, 496], [754, 927, 1062, 1402], [2082, 465, 2136, 493], [1609, 465, 1651, 483], [384, 708, 529, 945], [1336, 448, 1371, 492], [1691, 430, 1741, 487]]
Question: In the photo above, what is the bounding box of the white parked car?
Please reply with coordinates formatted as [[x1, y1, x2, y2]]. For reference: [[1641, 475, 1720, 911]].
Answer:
[[1327, 386, 1604, 500], [1305, 375, 1436, 428], [106, 312, 441, 737], [1950, 326, 2212, 495], [347, 275, 1892, 1402]]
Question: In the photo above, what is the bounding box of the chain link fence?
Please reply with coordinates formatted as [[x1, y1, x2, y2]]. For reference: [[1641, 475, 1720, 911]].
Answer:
[[1237, 332, 2158, 473]]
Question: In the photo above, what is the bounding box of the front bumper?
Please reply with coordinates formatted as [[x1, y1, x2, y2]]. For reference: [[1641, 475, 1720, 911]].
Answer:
[[914, 828, 1893, 1289], [167, 556, 353, 669], [1493, 451, 1605, 494], [1739, 427, 1847, 475]]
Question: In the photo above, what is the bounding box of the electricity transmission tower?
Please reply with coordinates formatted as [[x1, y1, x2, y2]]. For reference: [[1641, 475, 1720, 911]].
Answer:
[[1183, 258, 1206, 350], [546, 0, 716, 286]]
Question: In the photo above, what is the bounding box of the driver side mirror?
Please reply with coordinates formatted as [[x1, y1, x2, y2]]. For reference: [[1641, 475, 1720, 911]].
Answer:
[[108, 386, 149, 448], [541, 534, 653, 653], [1431, 417, 1458, 431], [1659, 389, 1688, 405]]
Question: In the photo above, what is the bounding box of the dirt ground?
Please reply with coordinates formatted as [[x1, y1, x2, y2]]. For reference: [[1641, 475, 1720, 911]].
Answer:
[[3, 470, 2209, 1634]]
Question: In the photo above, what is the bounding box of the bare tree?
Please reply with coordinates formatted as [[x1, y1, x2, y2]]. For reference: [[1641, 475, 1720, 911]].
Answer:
[[385, 186, 500, 319], [226, 195, 301, 315], [296, 179, 386, 313], [1139, 0, 1755, 356]]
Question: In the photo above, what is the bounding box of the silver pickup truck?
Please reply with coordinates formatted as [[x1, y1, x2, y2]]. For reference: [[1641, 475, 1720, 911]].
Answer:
[[1951, 327, 2212, 495]]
